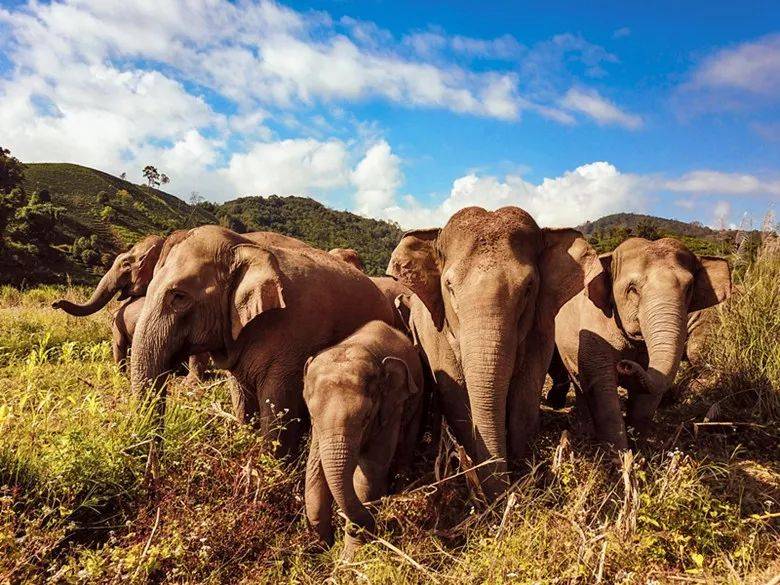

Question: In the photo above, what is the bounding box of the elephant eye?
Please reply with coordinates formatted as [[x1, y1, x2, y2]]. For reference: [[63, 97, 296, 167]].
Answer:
[[167, 289, 192, 312]]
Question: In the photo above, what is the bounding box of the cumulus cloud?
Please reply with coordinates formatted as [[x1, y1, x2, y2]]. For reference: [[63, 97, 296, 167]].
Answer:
[[351, 141, 402, 215], [221, 138, 351, 196], [665, 170, 780, 196], [560, 88, 643, 129], [370, 162, 648, 228]]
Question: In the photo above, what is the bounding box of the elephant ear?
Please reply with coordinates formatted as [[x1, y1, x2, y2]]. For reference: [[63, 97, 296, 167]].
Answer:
[[538, 229, 604, 324], [690, 256, 731, 311], [134, 239, 163, 289], [378, 356, 420, 428], [393, 293, 414, 337], [230, 245, 287, 341], [585, 253, 613, 317], [387, 229, 444, 330]]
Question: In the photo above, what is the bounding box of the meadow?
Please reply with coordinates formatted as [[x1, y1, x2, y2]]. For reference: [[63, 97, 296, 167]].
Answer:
[[1, 245, 778, 584]]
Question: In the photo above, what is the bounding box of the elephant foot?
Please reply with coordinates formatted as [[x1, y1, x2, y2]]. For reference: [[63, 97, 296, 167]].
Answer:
[[309, 521, 335, 550], [546, 382, 570, 410], [339, 533, 362, 563]]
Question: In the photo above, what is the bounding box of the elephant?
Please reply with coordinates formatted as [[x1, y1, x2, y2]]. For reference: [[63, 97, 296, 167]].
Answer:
[[328, 247, 414, 334], [546, 306, 719, 409], [553, 237, 731, 450], [130, 225, 395, 458], [53, 230, 308, 379], [53, 234, 165, 316], [328, 247, 365, 272], [303, 320, 423, 560], [387, 206, 601, 496]]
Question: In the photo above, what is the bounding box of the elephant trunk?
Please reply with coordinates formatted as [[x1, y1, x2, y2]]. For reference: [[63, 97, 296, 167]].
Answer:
[[319, 433, 374, 534], [130, 309, 176, 399], [459, 302, 517, 497], [630, 295, 687, 396], [53, 269, 123, 316]]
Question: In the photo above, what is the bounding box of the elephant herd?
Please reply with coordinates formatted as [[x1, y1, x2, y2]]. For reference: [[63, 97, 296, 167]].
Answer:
[[52, 205, 731, 558]]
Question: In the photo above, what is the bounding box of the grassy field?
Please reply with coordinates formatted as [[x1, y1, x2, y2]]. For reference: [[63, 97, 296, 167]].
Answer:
[[0, 247, 778, 584]]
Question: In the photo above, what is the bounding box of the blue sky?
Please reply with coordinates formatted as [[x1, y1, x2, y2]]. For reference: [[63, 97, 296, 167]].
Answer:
[[0, 0, 778, 229]]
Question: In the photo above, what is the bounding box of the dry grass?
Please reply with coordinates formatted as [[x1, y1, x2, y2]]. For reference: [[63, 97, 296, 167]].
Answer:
[[0, 248, 778, 584]]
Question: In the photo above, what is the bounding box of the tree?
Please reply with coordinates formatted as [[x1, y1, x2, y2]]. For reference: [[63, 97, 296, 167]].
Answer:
[[120, 172, 127, 180], [635, 218, 661, 240], [0, 187, 25, 245], [160, 174, 170, 186], [0, 146, 26, 194], [189, 191, 204, 206], [142, 165, 160, 187]]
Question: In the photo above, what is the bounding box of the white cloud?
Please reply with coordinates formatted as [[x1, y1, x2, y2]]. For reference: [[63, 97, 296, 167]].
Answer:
[[613, 27, 631, 39], [373, 162, 647, 228], [351, 141, 402, 215], [0, 63, 216, 173], [713, 201, 732, 229], [560, 87, 643, 129], [221, 138, 351, 196], [665, 170, 780, 196], [677, 33, 780, 115], [691, 33, 780, 95]]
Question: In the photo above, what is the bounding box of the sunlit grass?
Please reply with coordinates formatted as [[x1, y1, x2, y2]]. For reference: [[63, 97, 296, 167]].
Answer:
[[1, 250, 778, 584]]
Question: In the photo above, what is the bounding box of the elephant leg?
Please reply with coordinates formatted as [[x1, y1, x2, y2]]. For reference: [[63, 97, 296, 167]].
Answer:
[[305, 431, 334, 547], [183, 353, 209, 387], [579, 334, 628, 452], [341, 459, 386, 562], [229, 376, 260, 424], [545, 345, 571, 410], [625, 391, 664, 438], [112, 327, 129, 374], [507, 337, 549, 466], [428, 353, 479, 462], [257, 362, 308, 461]]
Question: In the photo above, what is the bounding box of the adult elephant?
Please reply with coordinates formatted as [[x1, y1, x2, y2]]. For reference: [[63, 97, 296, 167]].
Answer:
[[387, 206, 601, 495], [53, 235, 164, 317], [328, 247, 413, 333], [130, 225, 394, 458], [554, 237, 731, 450], [52, 230, 308, 376]]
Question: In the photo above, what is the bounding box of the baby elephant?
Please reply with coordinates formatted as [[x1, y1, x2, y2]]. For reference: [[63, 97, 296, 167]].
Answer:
[[303, 320, 423, 560]]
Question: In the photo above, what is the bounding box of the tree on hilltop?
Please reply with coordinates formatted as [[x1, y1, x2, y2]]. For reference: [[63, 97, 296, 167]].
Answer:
[[143, 165, 160, 188], [0, 146, 26, 194]]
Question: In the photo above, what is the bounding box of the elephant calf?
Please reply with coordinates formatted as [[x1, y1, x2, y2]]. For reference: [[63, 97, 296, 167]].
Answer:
[[303, 320, 423, 560], [554, 237, 731, 451]]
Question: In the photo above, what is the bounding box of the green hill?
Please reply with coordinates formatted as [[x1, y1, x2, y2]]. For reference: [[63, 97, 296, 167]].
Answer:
[[578, 212, 738, 255], [1, 163, 402, 284], [577, 212, 717, 238], [217, 196, 403, 275], [23, 163, 218, 246]]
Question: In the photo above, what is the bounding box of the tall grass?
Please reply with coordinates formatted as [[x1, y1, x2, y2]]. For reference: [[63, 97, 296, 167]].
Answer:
[[705, 240, 780, 419], [0, 271, 778, 583]]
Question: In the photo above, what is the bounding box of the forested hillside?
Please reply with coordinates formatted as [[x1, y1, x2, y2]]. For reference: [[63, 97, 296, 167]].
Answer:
[[216, 196, 403, 275], [0, 162, 402, 284]]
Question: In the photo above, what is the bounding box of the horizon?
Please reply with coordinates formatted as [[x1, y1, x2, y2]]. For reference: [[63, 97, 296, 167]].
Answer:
[[1, 0, 778, 230]]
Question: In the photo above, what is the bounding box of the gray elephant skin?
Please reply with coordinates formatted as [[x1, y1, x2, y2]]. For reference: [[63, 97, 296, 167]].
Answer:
[[387, 206, 601, 496], [130, 226, 394, 457], [553, 237, 731, 450], [303, 320, 423, 560]]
